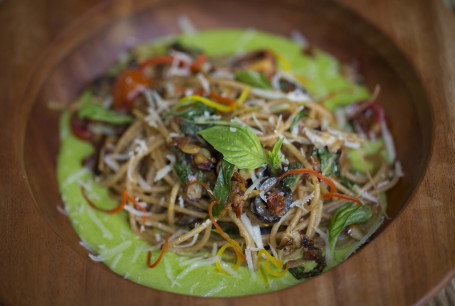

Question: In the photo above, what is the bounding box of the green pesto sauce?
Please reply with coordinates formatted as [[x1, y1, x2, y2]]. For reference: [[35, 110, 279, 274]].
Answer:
[[57, 29, 376, 297]]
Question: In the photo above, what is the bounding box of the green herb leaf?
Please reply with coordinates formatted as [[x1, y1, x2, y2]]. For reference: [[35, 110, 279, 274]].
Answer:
[[328, 203, 372, 256], [212, 161, 235, 217], [268, 138, 284, 174], [313, 147, 337, 176], [235, 70, 272, 89], [77, 91, 134, 124], [198, 126, 268, 169], [164, 101, 217, 136], [290, 112, 309, 130], [173, 154, 192, 184], [282, 162, 302, 187]]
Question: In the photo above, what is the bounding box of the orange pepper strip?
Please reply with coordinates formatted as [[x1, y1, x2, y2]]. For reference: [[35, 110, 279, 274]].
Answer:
[[122, 190, 147, 232], [233, 172, 247, 186], [277, 169, 336, 193], [140, 53, 207, 71], [81, 187, 147, 231], [174, 86, 205, 96], [208, 201, 246, 261], [139, 55, 175, 69], [187, 180, 246, 261], [277, 169, 363, 205], [147, 234, 169, 268], [190, 54, 208, 71], [208, 93, 236, 107], [81, 186, 126, 214], [323, 192, 363, 206]]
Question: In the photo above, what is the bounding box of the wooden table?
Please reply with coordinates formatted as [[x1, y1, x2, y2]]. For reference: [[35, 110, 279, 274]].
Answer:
[[1, 0, 454, 305]]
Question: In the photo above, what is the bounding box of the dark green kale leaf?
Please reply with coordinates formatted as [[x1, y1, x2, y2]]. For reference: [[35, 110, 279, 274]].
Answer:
[[313, 147, 337, 176], [281, 162, 302, 187], [174, 154, 192, 184]]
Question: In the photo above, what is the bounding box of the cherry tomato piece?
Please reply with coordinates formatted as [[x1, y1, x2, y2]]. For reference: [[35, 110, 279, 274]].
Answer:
[[112, 68, 150, 110]]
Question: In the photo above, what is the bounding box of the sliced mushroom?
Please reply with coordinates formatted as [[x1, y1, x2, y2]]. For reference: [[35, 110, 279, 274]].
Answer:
[[309, 155, 321, 172], [226, 181, 247, 217], [186, 173, 203, 201], [179, 143, 201, 155], [193, 153, 214, 171]]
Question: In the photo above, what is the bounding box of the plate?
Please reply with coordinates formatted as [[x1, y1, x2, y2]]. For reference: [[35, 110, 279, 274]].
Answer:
[[16, 0, 434, 303]]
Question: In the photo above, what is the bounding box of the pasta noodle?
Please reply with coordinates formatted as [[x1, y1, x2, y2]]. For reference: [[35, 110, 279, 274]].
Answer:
[[65, 36, 401, 282]]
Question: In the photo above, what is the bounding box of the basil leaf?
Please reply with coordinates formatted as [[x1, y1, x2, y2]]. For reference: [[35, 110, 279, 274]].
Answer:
[[198, 126, 268, 169], [235, 70, 271, 89], [174, 154, 192, 184], [268, 138, 284, 173], [313, 147, 337, 176], [290, 112, 308, 130], [282, 162, 302, 187], [328, 203, 372, 256], [78, 91, 133, 124], [212, 161, 235, 217], [271, 138, 284, 158]]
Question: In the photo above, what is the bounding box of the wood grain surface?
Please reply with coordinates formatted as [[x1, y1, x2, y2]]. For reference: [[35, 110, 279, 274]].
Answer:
[[1, 0, 454, 305]]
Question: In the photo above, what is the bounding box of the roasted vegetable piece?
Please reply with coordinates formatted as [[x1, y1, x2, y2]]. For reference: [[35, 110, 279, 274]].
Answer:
[[252, 177, 292, 223], [112, 68, 150, 110]]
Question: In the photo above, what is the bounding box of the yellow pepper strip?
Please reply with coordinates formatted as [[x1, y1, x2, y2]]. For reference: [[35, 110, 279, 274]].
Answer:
[[271, 51, 291, 72], [258, 249, 289, 277], [259, 264, 270, 288], [178, 95, 234, 112], [215, 242, 243, 276], [236, 86, 251, 106], [295, 75, 310, 88]]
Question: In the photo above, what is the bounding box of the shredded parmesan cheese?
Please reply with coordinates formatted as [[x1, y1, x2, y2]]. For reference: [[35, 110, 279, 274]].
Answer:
[[290, 192, 314, 211], [176, 256, 218, 280], [240, 214, 264, 250], [197, 72, 210, 92], [381, 121, 396, 162], [290, 29, 308, 47], [164, 258, 182, 288], [395, 161, 404, 177], [56, 205, 67, 216], [354, 186, 378, 204], [177, 14, 197, 35], [154, 165, 172, 182], [88, 240, 131, 262], [177, 196, 184, 208]]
